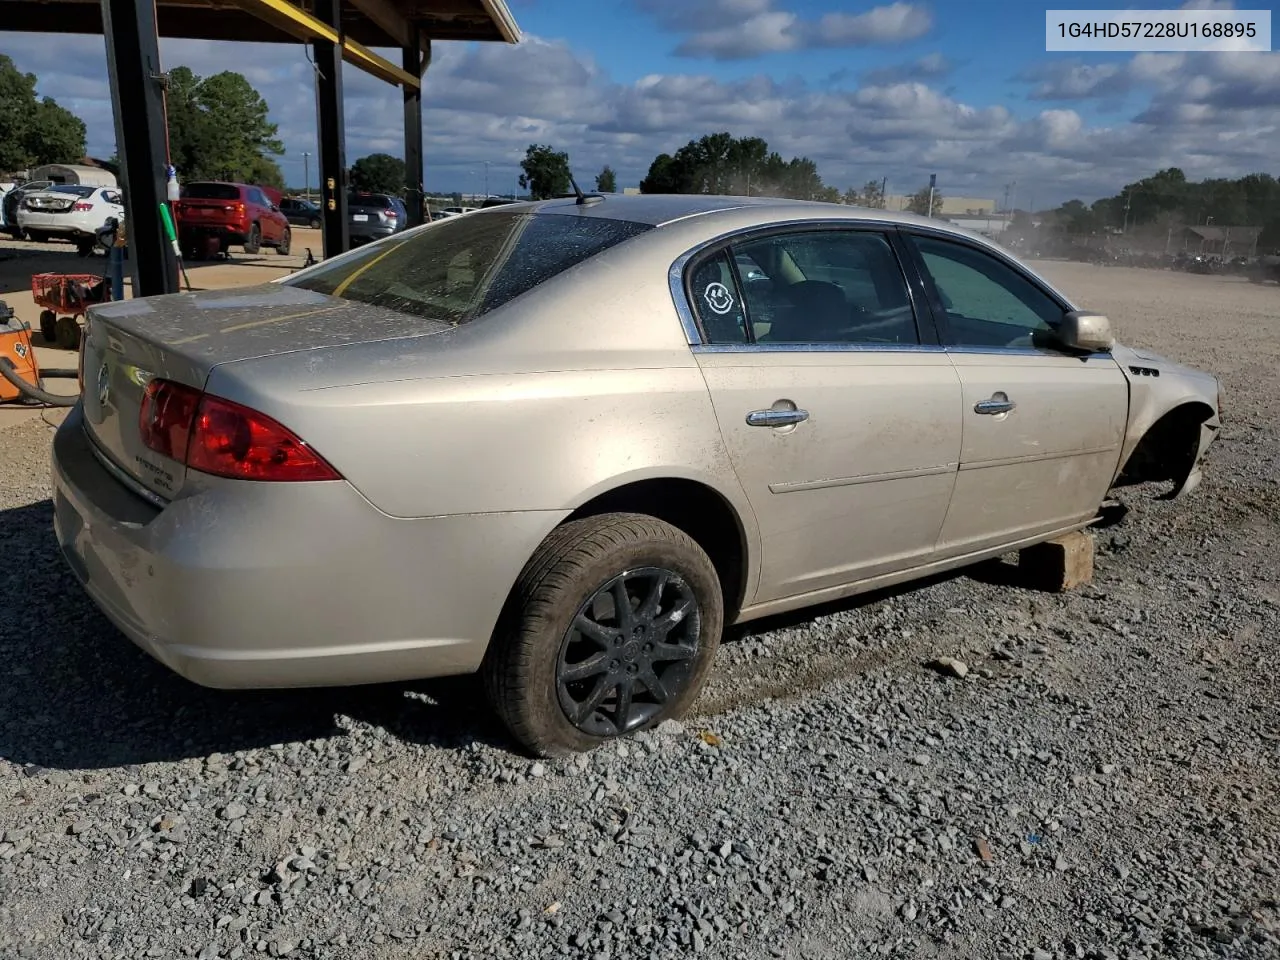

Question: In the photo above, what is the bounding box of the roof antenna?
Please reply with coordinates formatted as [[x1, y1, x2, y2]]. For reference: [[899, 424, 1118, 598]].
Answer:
[[569, 175, 604, 206]]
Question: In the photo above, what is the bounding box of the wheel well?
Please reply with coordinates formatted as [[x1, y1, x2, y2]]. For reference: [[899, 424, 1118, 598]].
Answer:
[[566, 479, 749, 620], [1116, 402, 1214, 488]]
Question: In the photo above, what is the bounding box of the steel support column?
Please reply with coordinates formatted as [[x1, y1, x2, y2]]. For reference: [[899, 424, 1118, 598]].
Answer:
[[100, 0, 179, 296], [314, 0, 348, 258], [402, 39, 427, 227]]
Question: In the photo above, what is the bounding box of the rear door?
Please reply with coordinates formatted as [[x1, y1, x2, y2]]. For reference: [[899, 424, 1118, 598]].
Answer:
[[903, 231, 1128, 554], [687, 226, 963, 604]]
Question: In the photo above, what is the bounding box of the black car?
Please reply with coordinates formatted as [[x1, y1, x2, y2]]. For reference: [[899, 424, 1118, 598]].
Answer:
[[347, 192, 408, 245], [279, 197, 322, 228]]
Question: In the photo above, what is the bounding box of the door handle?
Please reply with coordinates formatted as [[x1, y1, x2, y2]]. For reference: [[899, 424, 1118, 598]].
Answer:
[[974, 393, 1015, 415], [746, 408, 809, 427]]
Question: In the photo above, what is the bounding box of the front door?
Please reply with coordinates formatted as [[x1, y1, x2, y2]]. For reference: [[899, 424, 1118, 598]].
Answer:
[[685, 227, 963, 605], [904, 232, 1128, 555]]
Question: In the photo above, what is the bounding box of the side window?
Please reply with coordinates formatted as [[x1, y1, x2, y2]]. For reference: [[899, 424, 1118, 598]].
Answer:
[[687, 250, 749, 344], [731, 230, 918, 345], [908, 235, 1063, 348]]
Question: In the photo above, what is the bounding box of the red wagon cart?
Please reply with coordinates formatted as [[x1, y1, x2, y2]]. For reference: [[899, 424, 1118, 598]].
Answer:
[[31, 271, 111, 351]]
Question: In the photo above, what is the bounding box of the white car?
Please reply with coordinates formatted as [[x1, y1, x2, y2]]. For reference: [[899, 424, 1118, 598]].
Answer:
[[18, 184, 125, 253]]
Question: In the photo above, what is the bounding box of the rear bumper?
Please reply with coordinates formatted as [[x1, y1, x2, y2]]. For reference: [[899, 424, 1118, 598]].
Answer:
[[179, 225, 246, 245], [349, 224, 397, 243], [51, 405, 565, 689], [17, 211, 98, 237]]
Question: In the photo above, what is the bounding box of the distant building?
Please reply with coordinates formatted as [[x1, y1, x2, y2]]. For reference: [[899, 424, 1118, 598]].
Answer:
[[623, 187, 641, 195], [944, 214, 1011, 236], [1177, 224, 1262, 257], [882, 194, 996, 215]]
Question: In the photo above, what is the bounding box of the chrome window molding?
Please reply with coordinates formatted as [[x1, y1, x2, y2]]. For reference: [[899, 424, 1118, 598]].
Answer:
[[692, 342, 947, 355]]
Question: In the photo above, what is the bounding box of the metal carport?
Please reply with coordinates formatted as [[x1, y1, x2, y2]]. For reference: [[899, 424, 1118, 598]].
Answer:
[[0, 0, 520, 294]]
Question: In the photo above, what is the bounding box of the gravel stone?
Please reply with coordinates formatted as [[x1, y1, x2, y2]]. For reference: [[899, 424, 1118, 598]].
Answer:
[[1, 263, 1278, 960]]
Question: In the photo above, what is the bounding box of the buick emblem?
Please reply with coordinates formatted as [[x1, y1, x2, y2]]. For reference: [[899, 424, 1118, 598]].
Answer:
[[96, 362, 110, 406]]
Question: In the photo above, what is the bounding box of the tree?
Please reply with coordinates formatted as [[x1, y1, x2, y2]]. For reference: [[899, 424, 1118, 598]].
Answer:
[[519, 144, 571, 200], [906, 185, 943, 217], [164, 65, 284, 185], [595, 165, 617, 193], [0, 54, 87, 172], [639, 132, 837, 200], [349, 153, 405, 194], [854, 179, 885, 208]]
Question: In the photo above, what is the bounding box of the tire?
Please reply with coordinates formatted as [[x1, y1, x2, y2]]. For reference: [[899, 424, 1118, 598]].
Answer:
[[309, 218, 321, 230], [243, 223, 261, 254], [276, 227, 291, 256], [39, 309, 57, 343], [54, 315, 81, 351], [76, 240, 94, 257], [27, 231, 48, 244], [483, 512, 723, 757]]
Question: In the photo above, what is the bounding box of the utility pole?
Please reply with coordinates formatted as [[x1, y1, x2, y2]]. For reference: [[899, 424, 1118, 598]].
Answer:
[[880, 176, 887, 209], [302, 151, 312, 200], [483, 160, 490, 199], [1122, 188, 1131, 234], [926, 173, 936, 218]]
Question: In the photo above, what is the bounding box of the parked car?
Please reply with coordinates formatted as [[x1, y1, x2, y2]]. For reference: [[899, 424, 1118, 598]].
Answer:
[[347, 191, 407, 245], [279, 197, 322, 228], [441, 205, 478, 216], [2, 180, 54, 239], [17, 184, 125, 254], [174, 181, 291, 258], [52, 195, 1222, 756]]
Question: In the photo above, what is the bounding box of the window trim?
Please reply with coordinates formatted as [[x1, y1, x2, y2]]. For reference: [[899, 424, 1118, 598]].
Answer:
[[900, 227, 1111, 357], [670, 219, 940, 352]]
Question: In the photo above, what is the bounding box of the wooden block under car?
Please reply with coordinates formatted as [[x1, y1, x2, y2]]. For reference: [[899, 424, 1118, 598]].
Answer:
[[1018, 531, 1095, 592]]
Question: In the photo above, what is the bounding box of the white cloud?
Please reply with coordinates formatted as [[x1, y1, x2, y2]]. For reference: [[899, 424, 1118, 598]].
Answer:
[[4, 29, 1278, 206], [640, 1, 932, 60]]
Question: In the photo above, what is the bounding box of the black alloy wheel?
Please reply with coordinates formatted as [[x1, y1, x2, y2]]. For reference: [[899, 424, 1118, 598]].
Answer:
[[556, 566, 700, 737]]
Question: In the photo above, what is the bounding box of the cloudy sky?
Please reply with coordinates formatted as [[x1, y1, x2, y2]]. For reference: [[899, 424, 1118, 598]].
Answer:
[[2, 0, 1278, 207]]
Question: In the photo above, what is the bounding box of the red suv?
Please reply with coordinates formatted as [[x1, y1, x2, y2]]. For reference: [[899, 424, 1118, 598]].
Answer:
[[174, 181, 291, 259]]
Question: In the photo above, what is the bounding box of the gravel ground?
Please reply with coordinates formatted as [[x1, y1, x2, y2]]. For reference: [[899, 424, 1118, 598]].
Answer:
[[1, 262, 1277, 960]]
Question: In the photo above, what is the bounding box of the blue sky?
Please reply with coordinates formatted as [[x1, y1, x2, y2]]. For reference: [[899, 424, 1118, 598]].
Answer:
[[2, 0, 1277, 207]]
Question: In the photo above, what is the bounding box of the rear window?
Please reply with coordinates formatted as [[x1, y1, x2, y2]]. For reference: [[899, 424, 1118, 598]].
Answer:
[[348, 193, 393, 207], [183, 183, 241, 200], [285, 211, 651, 325], [50, 185, 95, 198]]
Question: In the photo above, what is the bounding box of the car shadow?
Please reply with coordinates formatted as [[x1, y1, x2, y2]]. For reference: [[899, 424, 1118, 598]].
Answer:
[[0, 498, 510, 773]]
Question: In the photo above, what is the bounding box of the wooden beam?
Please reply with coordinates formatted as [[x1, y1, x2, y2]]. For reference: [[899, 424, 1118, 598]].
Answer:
[[223, 0, 419, 87], [346, 0, 411, 46]]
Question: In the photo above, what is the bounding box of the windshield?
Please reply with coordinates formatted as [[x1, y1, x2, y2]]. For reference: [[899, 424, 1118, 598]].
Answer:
[[285, 211, 650, 325], [183, 183, 241, 200]]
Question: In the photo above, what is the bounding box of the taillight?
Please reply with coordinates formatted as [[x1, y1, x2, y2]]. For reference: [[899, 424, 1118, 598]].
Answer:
[[384, 209, 398, 218], [140, 379, 200, 461], [139, 379, 340, 482], [73, 202, 93, 212]]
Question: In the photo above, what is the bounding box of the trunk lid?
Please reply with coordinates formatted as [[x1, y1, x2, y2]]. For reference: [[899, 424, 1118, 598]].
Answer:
[[175, 198, 242, 225], [348, 194, 394, 228], [24, 191, 76, 213], [80, 282, 450, 500]]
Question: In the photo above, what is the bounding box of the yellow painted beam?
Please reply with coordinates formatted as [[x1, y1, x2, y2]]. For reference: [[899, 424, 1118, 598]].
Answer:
[[225, 0, 419, 88]]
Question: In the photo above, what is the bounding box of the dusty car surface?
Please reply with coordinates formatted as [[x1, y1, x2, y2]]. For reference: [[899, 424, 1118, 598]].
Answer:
[[51, 195, 1221, 755]]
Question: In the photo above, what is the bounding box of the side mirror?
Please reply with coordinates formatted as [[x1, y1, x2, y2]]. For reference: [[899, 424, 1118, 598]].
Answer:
[[1057, 310, 1114, 352]]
